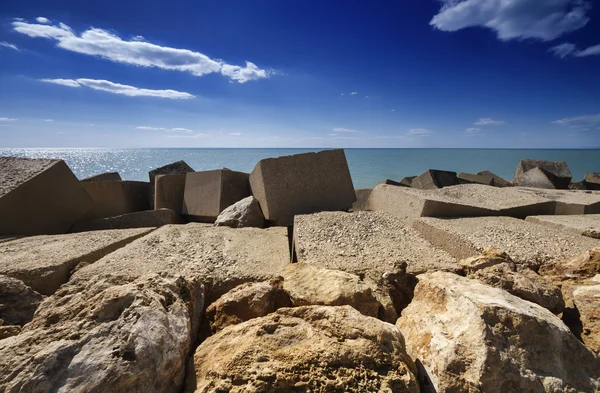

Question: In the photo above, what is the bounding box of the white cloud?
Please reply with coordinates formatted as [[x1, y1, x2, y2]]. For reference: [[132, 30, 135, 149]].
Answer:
[[431, 0, 591, 41], [166, 133, 208, 138], [407, 128, 432, 136], [576, 43, 600, 57], [350, 92, 358, 95], [13, 19, 272, 83], [332, 127, 359, 133], [229, 132, 242, 136], [136, 126, 167, 131], [0, 41, 19, 51], [553, 114, 600, 129], [465, 127, 484, 136], [365, 96, 370, 99], [44, 119, 53, 122], [549, 43, 577, 58], [474, 118, 505, 126], [36, 17, 50, 24], [132, 35, 145, 42], [0, 117, 18, 121], [169, 128, 194, 133], [40, 78, 195, 99]]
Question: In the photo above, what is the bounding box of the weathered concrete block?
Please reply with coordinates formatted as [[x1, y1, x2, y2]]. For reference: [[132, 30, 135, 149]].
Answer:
[[514, 159, 572, 189], [457, 172, 494, 186], [585, 173, 600, 190], [377, 179, 406, 187], [80, 172, 122, 182], [81, 180, 151, 221], [411, 169, 458, 189], [513, 167, 558, 189], [477, 170, 512, 187], [148, 160, 194, 186], [182, 169, 250, 222], [0, 157, 93, 236], [526, 214, 600, 239], [249, 149, 356, 226], [400, 176, 416, 187], [71, 209, 184, 232], [350, 188, 372, 212], [517, 187, 600, 215], [154, 173, 186, 212]]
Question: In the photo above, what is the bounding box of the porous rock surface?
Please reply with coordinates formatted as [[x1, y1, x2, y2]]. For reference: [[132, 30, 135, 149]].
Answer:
[[572, 284, 600, 355], [0, 275, 44, 326], [518, 187, 600, 214], [191, 305, 420, 393], [214, 196, 264, 228], [0, 274, 205, 393], [398, 272, 600, 393], [526, 214, 600, 239]]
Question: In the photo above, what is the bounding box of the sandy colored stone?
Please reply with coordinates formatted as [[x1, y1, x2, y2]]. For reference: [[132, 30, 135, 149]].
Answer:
[[0, 275, 44, 326], [573, 284, 600, 355], [81, 180, 152, 221], [477, 170, 512, 187], [539, 248, 600, 281], [154, 173, 187, 212], [526, 214, 600, 238], [72, 224, 290, 302], [293, 211, 457, 276], [398, 272, 600, 393], [80, 172, 122, 182], [514, 159, 572, 189], [0, 228, 154, 295], [148, 160, 194, 186], [350, 188, 372, 212], [413, 216, 599, 270], [214, 196, 264, 228], [191, 305, 420, 393], [458, 248, 513, 274], [0, 274, 204, 393], [458, 172, 495, 186], [0, 325, 21, 339], [71, 209, 183, 232], [411, 169, 457, 189], [518, 187, 600, 214]]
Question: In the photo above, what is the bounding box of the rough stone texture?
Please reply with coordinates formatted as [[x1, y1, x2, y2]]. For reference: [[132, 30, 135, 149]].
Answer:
[[400, 176, 416, 187], [0, 157, 93, 236], [281, 263, 383, 319], [513, 167, 558, 189], [526, 214, 600, 238], [518, 187, 600, 214], [0, 325, 21, 339], [477, 170, 512, 187], [398, 272, 600, 393], [458, 248, 514, 274], [183, 169, 250, 223], [293, 211, 457, 276], [411, 169, 458, 189], [378, 179, 406, 187], [154, 173, 186, 212], [0, 274, 204, 393], [585, 172, 600, 190], [191, 305, 420, 393], [249, 149, 356, 226], [81, 180, 151, 221], [458, 172, 495, 186], [71, 209, 183, 232], [570, 181, 589, 190], [413, 216, 599, 270], [514, 159, 572, 189], [539, 248, 600, 282], [573, 284, 600, 355], [148, 160, 194, 186], [205, 277, 291, 334], [365, 183, 555, 219], [0, 275, 44, 326], [214, 196, 264, 228], [72, 224, 290, 302], [80, 172, 122, 182], [350, 188, 372, 212], [0, 228, 154, 295]]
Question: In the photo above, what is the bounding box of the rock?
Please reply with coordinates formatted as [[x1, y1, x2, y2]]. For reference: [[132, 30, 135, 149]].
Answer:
[[154, 173, 187, 212], [191, 305, 420, 393], [517, 187, 600, 214], [71, 209, 183, 232], [400, 176, 416, 187], [411, 169, 458, 189], [514, 159, 572, 189], [573, 284, 600, 355], [281, 263, 383, 319], [205, 277, 291, 333], [214, 196, 264, 228], [477, 170, 512, 187], [0, 325, 21, 339], [458, 248, 513, 274], [0, 157, 93, 236], [570, 181, 588, 190], [413, 216, 599, 271], [72, 224, 290, 302], [148, 160, 194, 186], [584, 173, 600, 190], [249, 149, 356, 226], [80, 172, 122, 182], [0, 274, 204, 393], [183, 169, 250, 223], [365, 183, 555, 219], [398, 272, 600, 393], [526, 214, 600, 238], [457, 172, 495, 186], [0, 275, 44, 326], [350, 188, 372, 211], [81, 180, 152, 221], [539, 248, 600, 282], [381, 262, 419, 317], [0, 228, 153, 295]]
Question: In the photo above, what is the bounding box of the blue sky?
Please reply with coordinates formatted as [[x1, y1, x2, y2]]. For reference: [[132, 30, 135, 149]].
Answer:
[[0, 0, 599, 148]]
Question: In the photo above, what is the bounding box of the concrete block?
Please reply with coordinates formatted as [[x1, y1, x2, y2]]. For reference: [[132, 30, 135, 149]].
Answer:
[[80, 172, 122, 182], [81, 180, 151, 221], [182, 169, 250, 222], [458, 172, 495, 186], [526, 215, 600, 239], [148, 160, 194, 186], [517, 187, 600, 215], [249, 149, 356, 226], [377, 179, 406, 187], [400, 176, 416, 187], [514, 159, 572, 189], [350, 188, 372, 212], [477, 170, 512, 187], [154, 174, 186, 212], [584, 173, 600, 190], [71, 209, 183, 232], [0, 157, 93, 236], [513, 167, 558, 189], [411, 169, 458, 189]]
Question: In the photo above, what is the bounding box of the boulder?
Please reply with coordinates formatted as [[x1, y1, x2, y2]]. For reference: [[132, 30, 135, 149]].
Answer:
[[81, 180, 151, 221], [281, 263, 383, 319], [0, 275, 44, 326], [350, 188, 372, 211], [148, 160, 194, 186], [398, 272, 600, 393], [71, 209, 183, 232], [457, 172, 495, 186], [570, 181, 588, 190], [154, 173, 186, 212], [539, 248, 600, 282], [411, 169, 458, 189], [249, 149, 356, 226], [0, 228, 153, 295], [584, 173, 600, 190], [214, 196, 264, 228], [573, 284, 600, 355], [205, 277, 291, 333], [458, 247, 513, 274], [514, 159, 572, 189], [191, 305, 420, 393], [477, 170, 512, 187], [0, 274, 204, 393], [183, 169, 250, 223], [517, 187, 600, 215], [80, 172, 122, 182], [526, 214, 600, 238], [0, 157, 93, 236]]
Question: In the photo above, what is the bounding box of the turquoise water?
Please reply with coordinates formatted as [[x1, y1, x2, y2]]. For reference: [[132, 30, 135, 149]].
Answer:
[[1, 148, 598, 189]]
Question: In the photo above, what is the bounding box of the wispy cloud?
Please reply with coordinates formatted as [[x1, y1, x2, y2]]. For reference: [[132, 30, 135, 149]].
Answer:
[[0, 41, 19, 51], [35, 17, 50, 24], [229, 132, 242, 136], [332, 127, 359, 133], [576, 44, 600, 57], [166, 133, 208, 138], [44, 119, 53, 122], [40, 78, 195, 99], [13, 19, 273, 83], [407, 128, 432, 136], [136, 126, 167, 131], [169, 127, 194, 133], [350, 92, 358, 95], [465, 127, 484, 136], [552, 114, 600, 129], [0, 117, 18, 121], [550, 42, 600, 58], [474, 118, 505, 126], [431, 0, 591, 41]]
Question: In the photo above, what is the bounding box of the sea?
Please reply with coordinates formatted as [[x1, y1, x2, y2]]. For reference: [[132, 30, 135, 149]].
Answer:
[[1, 148, 599, 189]]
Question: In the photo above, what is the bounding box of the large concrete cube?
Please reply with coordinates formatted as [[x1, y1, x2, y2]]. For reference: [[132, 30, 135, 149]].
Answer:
[[148, 160, 194, 186], [0, 157, 93, 236], [182, 169, 250, 222], [154, 173, 186, 212], [477, 170, 512, 187], [411, 169, 458, 189], [80, 172, 122, 182], [457, 172, 495, 186], [513, 167, 558, 189], [514, 159, 572, 189], [585, 173, 600, 190], [81, 180, 151, 221], [249, 149, 356, 226]]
